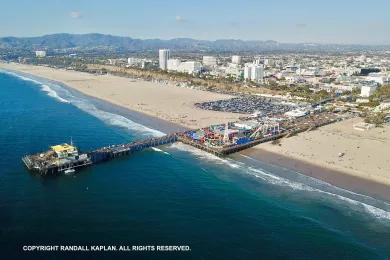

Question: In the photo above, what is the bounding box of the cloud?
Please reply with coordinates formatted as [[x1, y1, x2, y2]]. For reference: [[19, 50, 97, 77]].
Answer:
[[69, 11, 82, 19], [175, 15, 187, 23]]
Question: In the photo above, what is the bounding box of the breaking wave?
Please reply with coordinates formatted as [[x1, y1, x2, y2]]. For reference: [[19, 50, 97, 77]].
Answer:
[[1, 70, 164, 137], [171, 142, 390, 222], [40, 84, 70, 103], [69, 96, 165, 137], [151, 147, 170, 155], [1, 69, 43, 85]]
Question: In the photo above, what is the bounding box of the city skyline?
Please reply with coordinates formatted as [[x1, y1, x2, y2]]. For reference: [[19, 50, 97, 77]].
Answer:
[[1, 0, 390, 45]]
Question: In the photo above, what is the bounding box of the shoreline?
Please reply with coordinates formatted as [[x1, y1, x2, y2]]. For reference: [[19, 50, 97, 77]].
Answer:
[[1, 62, 389, 202], [0, 62, 244, 129], [50, 77, 190, 134], [239, 148, 390, 202], [1, 67, 188, 135]]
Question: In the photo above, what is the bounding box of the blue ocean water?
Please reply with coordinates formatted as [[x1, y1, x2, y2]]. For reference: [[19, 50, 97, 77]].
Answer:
[[0, 70, 389, 259]]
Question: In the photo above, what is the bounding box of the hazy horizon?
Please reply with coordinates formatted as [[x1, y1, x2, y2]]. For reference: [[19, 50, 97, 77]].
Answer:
[[1, 0, 390, 45], [2, 32, 390, 47]]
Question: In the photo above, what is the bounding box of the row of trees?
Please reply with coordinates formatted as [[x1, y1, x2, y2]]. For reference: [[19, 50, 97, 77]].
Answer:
[[362, 85, 390, 126], [371, 85, 390, 100], [21, 56, 334, 104], [87, 63, 335, 103]]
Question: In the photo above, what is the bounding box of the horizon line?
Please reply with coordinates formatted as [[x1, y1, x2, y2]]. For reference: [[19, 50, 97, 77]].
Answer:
[[1, 32, 390, 47]]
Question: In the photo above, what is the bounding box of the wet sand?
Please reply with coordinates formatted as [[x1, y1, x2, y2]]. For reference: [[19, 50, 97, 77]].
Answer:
[[0, 62, 244, 129], [240, 148, 390, 202], [254, 118, 390, 186]]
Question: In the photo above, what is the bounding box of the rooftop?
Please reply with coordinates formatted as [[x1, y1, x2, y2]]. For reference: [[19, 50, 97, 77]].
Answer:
[[51, 143, 76, 153]]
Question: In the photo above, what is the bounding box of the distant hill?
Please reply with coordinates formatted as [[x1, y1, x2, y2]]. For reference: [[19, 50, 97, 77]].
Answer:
[[0, 33, 388, 53]]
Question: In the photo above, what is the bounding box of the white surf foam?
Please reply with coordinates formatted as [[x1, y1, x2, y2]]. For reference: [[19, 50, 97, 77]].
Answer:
[[40, 84, 70, 103], [1, 69, 43, 85], [246, 168, 390, 221], [170, 143, 390, 221], [71, 98, 165, 137], [1, 70, 164, 137], [170, 142, 242, 168], [239, 153, 386, 203], [247, 167, 390, 219], [151, 147, 170, 155]]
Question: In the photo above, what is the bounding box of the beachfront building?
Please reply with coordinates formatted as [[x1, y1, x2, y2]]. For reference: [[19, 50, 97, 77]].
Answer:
[[231, 55, 242, 65], [159, 49, 170, 70], [167, 59, 181, 71], [35, 50, 46, 58], [127, 57, 142, 66], [108, 59, 126, 66], [177, 61, 202, 74], [203, 56, 217, 67], [141, 60, 154, 69], [166, 59, 202, 74]]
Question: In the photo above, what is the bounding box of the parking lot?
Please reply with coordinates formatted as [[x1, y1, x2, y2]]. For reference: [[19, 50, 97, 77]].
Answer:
[[195, 95, 299, 116]]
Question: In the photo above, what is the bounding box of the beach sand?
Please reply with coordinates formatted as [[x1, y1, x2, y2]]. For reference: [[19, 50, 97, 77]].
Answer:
[[0, 62, 243, 129], [246, 117, 390, 187], [1, 62, 389, 199]]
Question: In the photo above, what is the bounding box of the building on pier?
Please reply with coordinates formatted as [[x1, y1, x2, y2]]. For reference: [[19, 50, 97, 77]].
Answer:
[[22, 143, 92, 175]]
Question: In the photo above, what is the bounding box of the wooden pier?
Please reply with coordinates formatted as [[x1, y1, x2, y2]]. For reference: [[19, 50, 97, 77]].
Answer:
[[22, 112, 342, 175], [22, 133, 178, 175], [88, 133, 178, 163]]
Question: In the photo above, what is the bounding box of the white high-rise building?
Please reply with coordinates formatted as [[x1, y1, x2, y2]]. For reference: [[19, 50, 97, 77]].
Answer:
[[35, 50, 46, 57], [251, 65, 264, 83], [244, 63, 264, 83], [244, 65, 252, 80], [231, 55, 242, 65], [159, 49, 170, 70], [202, 56, 217, 67]]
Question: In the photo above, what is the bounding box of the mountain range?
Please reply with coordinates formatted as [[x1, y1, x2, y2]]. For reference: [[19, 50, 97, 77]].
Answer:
[[0, 33, 389, 53]]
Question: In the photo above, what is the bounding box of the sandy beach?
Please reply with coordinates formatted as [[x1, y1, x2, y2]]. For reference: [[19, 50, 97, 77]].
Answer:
[[0, 62, 243, 129], [1, 62, 389, 198], [248, 117, 390, 186]]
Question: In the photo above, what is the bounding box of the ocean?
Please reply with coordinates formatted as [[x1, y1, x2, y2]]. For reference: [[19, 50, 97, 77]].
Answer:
[[0, 70, 389, 259]]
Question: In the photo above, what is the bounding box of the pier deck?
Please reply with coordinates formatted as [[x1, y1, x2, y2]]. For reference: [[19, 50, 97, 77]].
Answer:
[[88, 133, 178, 163], [22, 133, 178, 175], [22, 112, 342, 175]]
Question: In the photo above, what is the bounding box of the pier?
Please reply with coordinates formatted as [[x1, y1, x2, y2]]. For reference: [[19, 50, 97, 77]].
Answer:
[[88, 133, 178, 163], [22, 133, 178, 175], [22, 111, 342, 175]]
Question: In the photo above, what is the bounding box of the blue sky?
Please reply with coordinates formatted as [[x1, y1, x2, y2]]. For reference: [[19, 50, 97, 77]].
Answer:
[[1, 0, 389, 44]]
